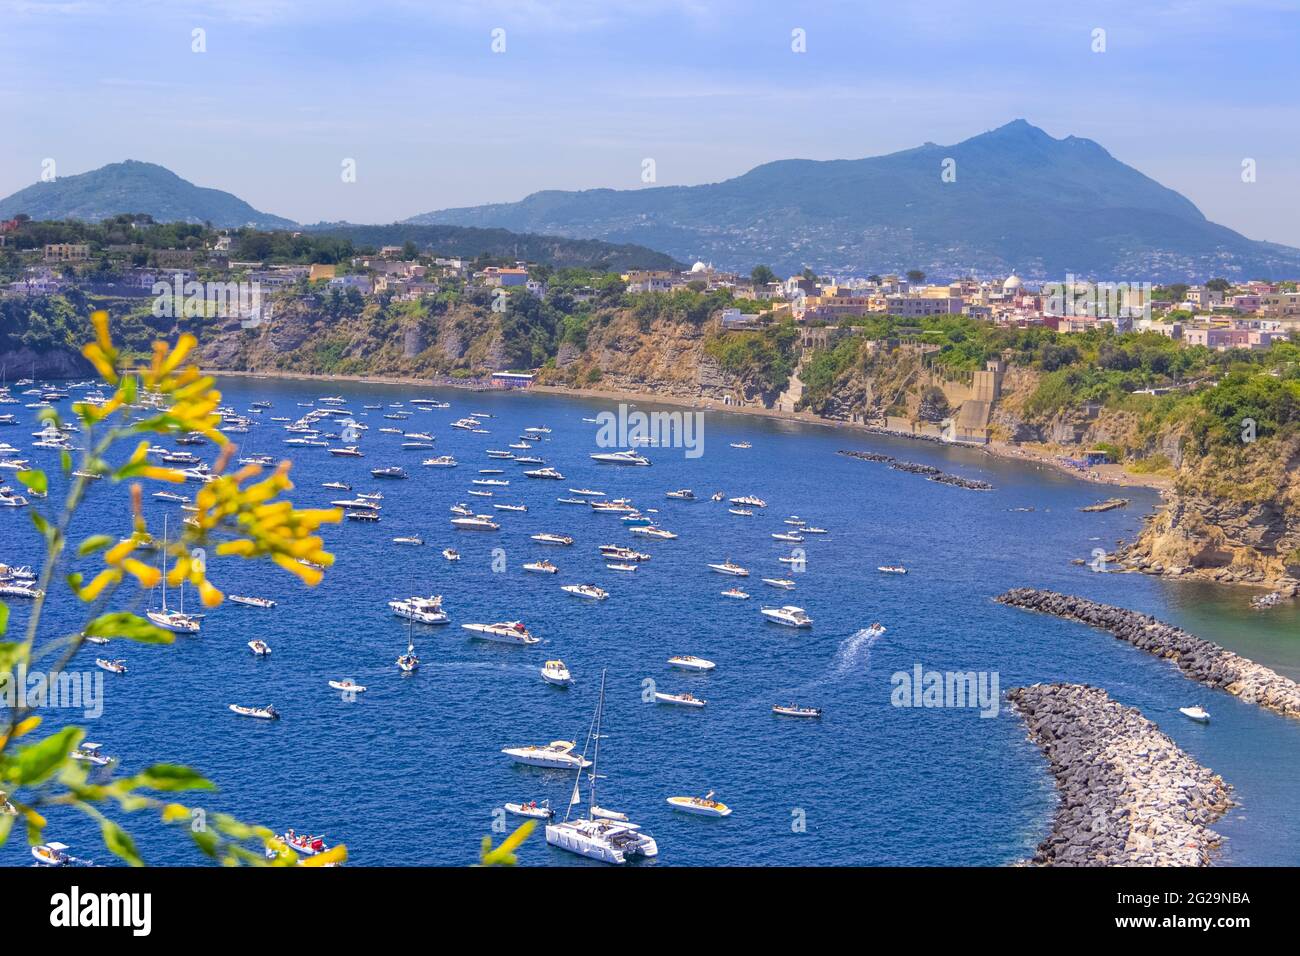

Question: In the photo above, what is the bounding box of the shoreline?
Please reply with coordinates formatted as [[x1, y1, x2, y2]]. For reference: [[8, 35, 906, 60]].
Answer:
[[210, 367, 1171, 493]]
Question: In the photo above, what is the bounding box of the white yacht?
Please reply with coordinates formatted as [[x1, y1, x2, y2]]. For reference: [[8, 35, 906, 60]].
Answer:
[[561, 583, 608, 600], [667, 655, 716, 671], [590, 450, 650, 466], [451, 514, 500, 531], [729, 495, 767, 508], [524, 467, 565, 479], [546, 671, 658, 864], [541, 659, 574, 686], [762, 578, 796, 590], [1180, 706, 1211, 723], [720, 587, 750, 599], [502, 740, 591, 770], [760, 605, 813, 627], [771, 531, 805, 543], [654, 691, 706, 708], [389, 595, 450, 624], [422, 455, 458, 467], [531, 533, 574, 546], [708, 560, 749, 577], [629, 526, 677, 540], [523, 560, 559, 574], [665, 489, 695, 500], [462, 621, 539, 645]]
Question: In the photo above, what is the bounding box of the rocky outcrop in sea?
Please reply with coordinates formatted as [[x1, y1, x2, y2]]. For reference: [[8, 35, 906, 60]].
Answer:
[[837, 449, 993, 490], [1008, 683, 1233, 866], [997, 588, 1300, 719]]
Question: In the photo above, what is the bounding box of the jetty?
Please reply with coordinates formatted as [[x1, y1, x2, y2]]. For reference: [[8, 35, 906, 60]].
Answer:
[[1008, 683, 1233, 866], [1079, 497, 1129, 513], [997, 588, 1300, 719], [837, 449, 993, 491]]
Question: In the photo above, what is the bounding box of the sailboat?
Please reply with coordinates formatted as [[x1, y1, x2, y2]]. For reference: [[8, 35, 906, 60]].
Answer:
[[545, 670, 658, 864], [146, 516, 201, 634], [396, 619, 419, 673]]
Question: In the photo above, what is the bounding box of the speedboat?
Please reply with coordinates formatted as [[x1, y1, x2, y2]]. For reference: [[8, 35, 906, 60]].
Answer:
[[665, 489, 695, 500], [95, 658, 128, 674], [667, 655, 715, 671], [505, 800, 554, 820], [708, 560, 749, 576], [771, 532, 804, 543], [328, 679, 367, 693], [878, 565, 907, 574], [422, 455, 458, 467], [229, 704, 280, 719], [329, 446, 364, 457], [370, 466, 408, 479], [655, 691, 705, 708], [472, 478, 509, 487], [449, 503, 473, 516], [463, 621, 539, 645], [442, 548, 460, 561], [494, 503, 527, 512], [720, 587, 750, 599], [629, 526, 677, 540], [31, 842, 87, 867], [1180, 706, 1210, 723], [760, 605, 813, 627], [762, 578, 796, 590], [569, 488, 605, 497], [229, 595, 276, 609], [345, 509, 380, 522], [451, 514, 500, 531], [729, 495, 766, 508], [322, 481, 351, 491], [248, 639, 272, 656], [730, 441, 752, 449], [502, 740, 591, 769], [561, 583, 608, 600], [803, 526, 828, 535], [606, 562, 638, 572], [728, 508, 753, 517], [541, 659, 574, 686], [590, 450, 650, 466], [389, 595, 449, 625], [524, 560, 559, 574], [600, 545, 651, 562], [531, 533, 573, 546], [524, 467, 565, 479], [69, 743, 114, 766], [267, 830, 331, 859], [667, 792, 732, 817], [773, 703, 822, 718], [392, 536, 423, 546]]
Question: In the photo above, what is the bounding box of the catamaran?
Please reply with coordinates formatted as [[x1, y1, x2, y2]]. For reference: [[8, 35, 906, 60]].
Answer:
[[545, 670, 658, 864]]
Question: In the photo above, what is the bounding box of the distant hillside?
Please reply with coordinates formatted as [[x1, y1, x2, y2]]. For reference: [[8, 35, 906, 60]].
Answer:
[[408, 120, 1300, 282], [0, 160, 296, 229], [301, 222, 682, 271]]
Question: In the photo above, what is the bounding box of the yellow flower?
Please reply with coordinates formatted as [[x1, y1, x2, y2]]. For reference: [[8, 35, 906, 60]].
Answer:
[[81, 310, 119, 385]]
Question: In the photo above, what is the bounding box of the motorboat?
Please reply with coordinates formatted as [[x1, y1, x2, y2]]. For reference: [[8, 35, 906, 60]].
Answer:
[[667, 655, 715, 671], [468, 490, 493, 498], [606, 563, 638, 572], [590, 499, 637, 514], [667, 792, 732, 817], [878, 565, 907, 574], [546, 671, 658, 864], [708, 560, 749, 576], [31, 842, 88, 867], [268, 830, 331, 859], [328, 679, 367, 693], [531, 533, 573, 546], [370, 466, 408, 479], [524, 467, 565, 479], [389, 595, 449, 625], [772, 531, 804, 543], [599, 545, 651, 562], [451, 514, 500, 531], [569, 488, 605, 497], [728, 508, 753, 517], [803, 527, 828, 535], [541, 659, 574, 686], [463, 621, 539, 645], [1180, 706, 1211, 723], [561, 583, 608, 600], [346, 510, 380, 522], [590, 450, 650, 466], [494, 503, 527, 513], [773, 703, 822, 718], [501, 740, 591, 769], [449, 503, 473, 516], [329, 446, 364, 457], [524, 560, 559, 574], [629, 526, 677, 540], [665, 489, 695, 500], [95, 658, 127, 674], [486, 449, 514, 459], [392, 536, 424, 546], [505, 800, 554, 820], [730, 441, 752, 449], [247, 639, 272, 656], [322, 481, 351, 491], [423, 455, 458, 467], [720, 587, 750, 599], [229, 704, 280, 719], [442, 548, 460, 561], [763, 578, 796, 590], [654, 691, 705, 708], [230, 593, 276, 608], [473, 478, 509, 487], [729, 495, 766, 508], [760, 605, 813, 627], [69, 743, 114, 766]]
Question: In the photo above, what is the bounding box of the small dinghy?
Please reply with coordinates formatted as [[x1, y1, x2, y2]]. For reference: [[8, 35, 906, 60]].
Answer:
[[877, 565, 907, 575], [329, 679, 367, 693], [392, 536, 423, 546], [667, 792, 732, 817], [230, 704, 279, 719], [1179, 706, 1210, 723], [606, 562, 638, 572], [772, 703, 822, 718], [523, 560, 559, 574], [590, 805, 629, 822], [95, 658, 127, 674], [229, 594, 277, 608], [505, 800, 554, 820], [442, 548, 460, 561], [762, 578, 796, 590], [248, 639, 271, 656]]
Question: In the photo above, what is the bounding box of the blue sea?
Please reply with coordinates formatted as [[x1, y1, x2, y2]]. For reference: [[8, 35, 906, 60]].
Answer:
[[4, 377, 1300, 867]]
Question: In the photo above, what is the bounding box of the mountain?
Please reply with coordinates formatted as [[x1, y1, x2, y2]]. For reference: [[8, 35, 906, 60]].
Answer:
[[407, 120, 1300, 281], [0, 160, 297, 229], [300, 222, 681, 271]]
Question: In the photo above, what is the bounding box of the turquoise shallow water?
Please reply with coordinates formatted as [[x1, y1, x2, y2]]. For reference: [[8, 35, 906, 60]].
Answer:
[[2, 377, 1298, 866]]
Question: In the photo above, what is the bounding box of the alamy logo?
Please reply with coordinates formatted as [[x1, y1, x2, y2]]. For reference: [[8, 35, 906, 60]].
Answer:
[[1042, 274, 1152, 321], [50, 886, 152, 936], [594, 403, 704, 459], [890, 663, 1000, 718], [152, 273, 264, 327], [1, 665, 104, 718]]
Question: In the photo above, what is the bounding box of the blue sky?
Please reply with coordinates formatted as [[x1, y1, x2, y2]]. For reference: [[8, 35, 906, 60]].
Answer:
[[1, 0, 1297, 244]]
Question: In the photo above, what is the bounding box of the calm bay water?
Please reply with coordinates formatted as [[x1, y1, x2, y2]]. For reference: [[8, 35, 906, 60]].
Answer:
[[3, 376, 1299, 866]]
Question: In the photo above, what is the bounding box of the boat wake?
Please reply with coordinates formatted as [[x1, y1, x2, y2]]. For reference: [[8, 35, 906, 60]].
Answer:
[[829, 625, 886, 679]]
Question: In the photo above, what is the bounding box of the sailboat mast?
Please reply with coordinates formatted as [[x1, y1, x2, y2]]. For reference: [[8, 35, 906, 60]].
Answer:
[[160, 515, 168, 611], [562, 674, 603, 824], [589, 669, 606, 815]]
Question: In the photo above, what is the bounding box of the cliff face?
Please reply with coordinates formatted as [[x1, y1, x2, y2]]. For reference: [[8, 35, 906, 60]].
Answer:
[[1124, 434, 1300, 591]]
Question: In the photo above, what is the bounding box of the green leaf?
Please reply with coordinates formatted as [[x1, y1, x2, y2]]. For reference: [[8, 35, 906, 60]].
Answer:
[[99, 817, 143, 867], [16, 469, 46, 495], [77, 535, 115, 557], [0, 640, 26, 676], [133, 764, 214, 792], [0, 600, 8, 637], [190, 828, 219, 859], [0, 809, 13, 847], [29, 510, 53, 541], [8, 726, 83, 786], [84, 612, 174, 645], [60, 449, 72, 474]]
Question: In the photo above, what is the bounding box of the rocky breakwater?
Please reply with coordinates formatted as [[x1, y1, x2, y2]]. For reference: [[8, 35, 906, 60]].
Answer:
[[837, 449, 993, 490], [997, 588, 1300, 719], [1007, 683, 1233, 866]]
